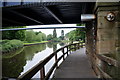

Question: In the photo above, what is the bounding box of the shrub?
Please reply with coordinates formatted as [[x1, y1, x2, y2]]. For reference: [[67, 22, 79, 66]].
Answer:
[[0, 40, 23, 53]]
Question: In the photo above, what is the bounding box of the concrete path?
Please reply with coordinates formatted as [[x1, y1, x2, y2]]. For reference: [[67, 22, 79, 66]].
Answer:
[[53, 48, 97, 79]]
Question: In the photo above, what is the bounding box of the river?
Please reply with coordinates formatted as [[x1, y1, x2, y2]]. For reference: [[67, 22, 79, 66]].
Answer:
[[2, 42, 67, 78]]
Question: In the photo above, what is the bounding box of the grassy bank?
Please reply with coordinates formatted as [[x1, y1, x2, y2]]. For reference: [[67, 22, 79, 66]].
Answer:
[[1, 40, 49, 53], [24, 41, 49, 46], [0, 40, 24, 53], [61, 40, 70, 43]]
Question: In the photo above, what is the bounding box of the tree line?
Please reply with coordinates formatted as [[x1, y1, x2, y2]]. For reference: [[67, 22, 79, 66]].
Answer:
[[2, 28, 47, 43], [2, 25, 85, 43], [65, 24, 85, 42]]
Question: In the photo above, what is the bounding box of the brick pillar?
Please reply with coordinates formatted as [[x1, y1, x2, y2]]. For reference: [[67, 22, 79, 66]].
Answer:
[[94, 2, 120, 79], [86, 21, 98, 74]]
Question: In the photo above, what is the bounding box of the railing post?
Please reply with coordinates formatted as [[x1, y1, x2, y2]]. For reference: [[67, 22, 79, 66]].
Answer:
[[55, 52, 58, 68], [67, 46, 69, 56], [74, 44, 76, 51], [40, 67, 45, 80], [62, 48, 65, 60], [80, 42, 82, 47], [77, 43, 79, 49], [81, 42, 83, 48], [70, 45, 72, 54], [78, 43, 80, 49]]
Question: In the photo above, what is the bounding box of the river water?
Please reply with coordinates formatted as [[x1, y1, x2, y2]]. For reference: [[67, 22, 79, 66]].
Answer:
[[2, 42, 67, 78]]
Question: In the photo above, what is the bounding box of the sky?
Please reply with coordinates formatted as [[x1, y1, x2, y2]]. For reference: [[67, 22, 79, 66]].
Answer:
[[27, 24, 77, 37]]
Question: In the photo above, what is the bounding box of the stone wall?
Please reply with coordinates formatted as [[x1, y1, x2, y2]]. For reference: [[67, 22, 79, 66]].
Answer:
[[95, 2, 120, 79], [86, 2, 120, 79]]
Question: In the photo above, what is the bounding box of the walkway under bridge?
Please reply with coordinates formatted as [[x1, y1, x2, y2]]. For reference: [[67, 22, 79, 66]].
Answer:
[[1, 1, 120, 80], [18, 42, 116, 80], [53, 48, 97, 79]]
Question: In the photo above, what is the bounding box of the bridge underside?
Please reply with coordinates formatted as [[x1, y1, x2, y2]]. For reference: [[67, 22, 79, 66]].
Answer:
[[1, 2, 120, 80], [2, 2, 95, 27]]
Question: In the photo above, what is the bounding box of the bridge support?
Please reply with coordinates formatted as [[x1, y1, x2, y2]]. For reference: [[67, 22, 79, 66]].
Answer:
[[86, 2, 120, 79]]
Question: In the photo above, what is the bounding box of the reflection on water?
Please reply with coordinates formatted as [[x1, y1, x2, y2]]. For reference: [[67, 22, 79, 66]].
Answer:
[[2, 42, 65, 78], [59, 42, 65, 46], [2, 50, 26, 77]]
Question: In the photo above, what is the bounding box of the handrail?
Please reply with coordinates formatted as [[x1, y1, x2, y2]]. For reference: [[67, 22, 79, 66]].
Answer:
[[94, 53, 119, 79], [18, 42, 83, 80], [96, 64, 112, 79], [96, 54, 118, 67]]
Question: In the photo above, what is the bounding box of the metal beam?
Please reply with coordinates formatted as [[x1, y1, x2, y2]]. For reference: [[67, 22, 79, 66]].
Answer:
[[7, 10, 44, 25], [0, 26, 85, 31], [3, 18, 26, 25], [44, 6, 63, 24]]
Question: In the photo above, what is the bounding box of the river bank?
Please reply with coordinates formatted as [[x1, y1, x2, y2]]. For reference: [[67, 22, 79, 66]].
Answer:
[[2, 42, 64, 78], [1, 40, 24, 53], [24, 41, 49, 46], [1, 40, 49, 53]]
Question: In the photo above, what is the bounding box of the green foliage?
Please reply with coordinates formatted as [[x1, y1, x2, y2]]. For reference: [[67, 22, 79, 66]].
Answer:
[[61, 30, 64, 40], [52, 29, 61, 42], [0, 40, 23, 53], [25, 30, 36, 43], [53, 29, 57, 39], [75, 28, 85, 42], [41, 33, 46, 41], [65, 30, 76, 41], [65, 28, 85, 42], [35, 31, 42, 35], [77, 24, 85, 26], [35, 33, 42, 42], [15, 30, 26, 41], [2, 26, 26, 41], [59, 36, 62, 40], [53, 38, 60, 42], [47, 34, 53, 41], [25, 30, 47, 43]]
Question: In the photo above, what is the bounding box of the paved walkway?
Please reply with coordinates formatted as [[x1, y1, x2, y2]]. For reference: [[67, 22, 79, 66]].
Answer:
[[53, 48, 97, 79]]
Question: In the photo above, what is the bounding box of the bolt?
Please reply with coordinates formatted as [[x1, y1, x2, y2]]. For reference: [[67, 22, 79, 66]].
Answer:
[[106, 12, 115, 21]]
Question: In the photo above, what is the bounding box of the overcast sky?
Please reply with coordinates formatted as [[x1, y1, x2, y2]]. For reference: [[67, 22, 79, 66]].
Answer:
[[27, 24, 76, 37]]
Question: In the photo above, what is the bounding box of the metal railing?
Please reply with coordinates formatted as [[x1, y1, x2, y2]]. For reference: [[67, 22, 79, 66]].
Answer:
[[18, 42, 84, 80]]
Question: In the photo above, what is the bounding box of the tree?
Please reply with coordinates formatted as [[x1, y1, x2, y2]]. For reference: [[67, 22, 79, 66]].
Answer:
[[75, 28, 85, 42], [25, 30, 36, 42], [53, 29, 57, 39], [65, 27, 85, 42], [36, 33, 46, 41], [53, 29, 59, 42], [61, 30, 64, 40], [15, 30, 26, 41], [68, 30, 76, 42], [35, 31, 42, 35], [35, 33, 42, 42], [41, 33, 46, 41], [2, 26, 26, 41], [47, 34, 53, 41]]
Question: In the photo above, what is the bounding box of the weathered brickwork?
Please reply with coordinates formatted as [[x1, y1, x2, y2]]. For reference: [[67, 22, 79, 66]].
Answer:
[[86, 2, 120, 79]]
